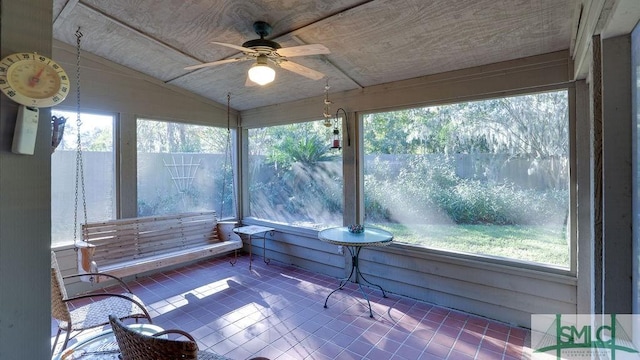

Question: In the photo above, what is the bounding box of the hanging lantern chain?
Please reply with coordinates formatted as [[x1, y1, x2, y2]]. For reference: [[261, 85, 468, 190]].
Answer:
[[227, 92, 231, 132], [73, 28, 88, 245], [322, 80, 332, 127]]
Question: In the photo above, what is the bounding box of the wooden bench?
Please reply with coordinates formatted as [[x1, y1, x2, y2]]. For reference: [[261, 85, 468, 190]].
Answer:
[[77, 211, 242, 280]]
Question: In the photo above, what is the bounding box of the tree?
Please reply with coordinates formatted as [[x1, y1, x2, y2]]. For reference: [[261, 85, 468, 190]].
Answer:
[[363, 90, 568, 159], [51, 110, 114, 152], [248, 120, 342, 226], [137, 119, 229, 154], [451, 91, 568, 157]]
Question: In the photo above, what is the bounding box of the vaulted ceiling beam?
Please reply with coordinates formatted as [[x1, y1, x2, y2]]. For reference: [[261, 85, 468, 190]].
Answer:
[[75, 1, 206, 73]]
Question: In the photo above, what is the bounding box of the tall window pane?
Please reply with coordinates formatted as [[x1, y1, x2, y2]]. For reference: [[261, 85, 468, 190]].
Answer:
[[363, 90, 570, 268], [137, 119, 234, 218], [248, 121, 343, 229], [51, 110, 115, 246]]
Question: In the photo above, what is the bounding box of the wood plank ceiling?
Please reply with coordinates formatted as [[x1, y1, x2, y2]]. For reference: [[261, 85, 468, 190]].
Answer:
[[52, 0, 576, 111]]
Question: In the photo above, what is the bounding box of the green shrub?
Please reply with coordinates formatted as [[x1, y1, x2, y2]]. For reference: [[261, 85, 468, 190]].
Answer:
[[364, 156, 568, 226]]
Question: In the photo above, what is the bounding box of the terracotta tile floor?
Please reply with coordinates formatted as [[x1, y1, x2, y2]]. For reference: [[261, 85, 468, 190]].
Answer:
[[52, 254, 532, 359]]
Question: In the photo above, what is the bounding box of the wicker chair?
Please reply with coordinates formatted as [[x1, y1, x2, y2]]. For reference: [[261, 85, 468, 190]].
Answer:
[[51, 251, 152, 354], [109, 315, 271, 360], [109, 315, 236, 360]]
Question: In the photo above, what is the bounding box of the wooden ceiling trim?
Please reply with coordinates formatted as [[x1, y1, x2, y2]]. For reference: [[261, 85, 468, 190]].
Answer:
[[290, 35, 363, 89], [53, 0, 79, 28], [77, 1, 204, 71]]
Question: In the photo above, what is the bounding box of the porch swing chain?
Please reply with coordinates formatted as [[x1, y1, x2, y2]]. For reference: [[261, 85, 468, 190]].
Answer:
[[219, 93, 232, 217], [73, 28, 88, 247]]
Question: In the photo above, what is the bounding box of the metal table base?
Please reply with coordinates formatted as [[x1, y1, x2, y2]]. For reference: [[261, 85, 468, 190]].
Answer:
[[231, 225, 274, 270], [323, 245, 387, 318]]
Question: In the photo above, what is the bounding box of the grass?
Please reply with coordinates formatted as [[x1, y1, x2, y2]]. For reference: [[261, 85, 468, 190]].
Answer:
[[368, 222, 569, 268]]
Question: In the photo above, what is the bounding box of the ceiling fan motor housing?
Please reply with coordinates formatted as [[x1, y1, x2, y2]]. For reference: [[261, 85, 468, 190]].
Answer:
[[242, 38, 281, 49], [242, 21, 281, 50]]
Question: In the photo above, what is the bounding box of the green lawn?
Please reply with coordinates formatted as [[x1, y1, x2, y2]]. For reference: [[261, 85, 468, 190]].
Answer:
[[368, 223, 569, 268]]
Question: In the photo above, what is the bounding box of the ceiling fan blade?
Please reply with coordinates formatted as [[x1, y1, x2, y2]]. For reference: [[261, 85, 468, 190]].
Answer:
[[184, 57, 250, 71], [211, 41, 258, 54], [277, 44, 330, 57], [279, 60, 325, 80]]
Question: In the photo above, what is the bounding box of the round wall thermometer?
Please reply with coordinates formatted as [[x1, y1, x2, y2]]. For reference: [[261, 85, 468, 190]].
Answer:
[[0, 52, 70, 108]]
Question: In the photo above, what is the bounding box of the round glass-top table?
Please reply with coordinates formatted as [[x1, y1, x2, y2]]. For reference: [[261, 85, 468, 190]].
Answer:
[[318, 226, 393, 247], [318, 226, 393, 318]]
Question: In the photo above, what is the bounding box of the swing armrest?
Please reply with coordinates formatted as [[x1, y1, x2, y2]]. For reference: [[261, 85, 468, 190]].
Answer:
[[217, 221, 241, 242]]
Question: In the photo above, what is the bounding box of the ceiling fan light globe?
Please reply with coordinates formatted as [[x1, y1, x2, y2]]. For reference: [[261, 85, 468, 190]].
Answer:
[[248, 64, 275, 85]]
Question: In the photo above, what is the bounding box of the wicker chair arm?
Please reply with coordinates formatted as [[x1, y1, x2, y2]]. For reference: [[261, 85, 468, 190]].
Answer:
[[152, 329, 196, 342], [63, 272, 133, 292], [64, 293, 153, 323]]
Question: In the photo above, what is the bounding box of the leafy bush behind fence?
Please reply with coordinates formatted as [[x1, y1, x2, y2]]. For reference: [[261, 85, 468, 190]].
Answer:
[[364, 155, 568, 226]]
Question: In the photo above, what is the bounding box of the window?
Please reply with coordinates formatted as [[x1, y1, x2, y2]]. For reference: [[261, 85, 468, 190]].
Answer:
[[363, 90, 570, 268], [51, 110, 115, 246], [136, 119, 234, 218], [247, 121, 343, 229]]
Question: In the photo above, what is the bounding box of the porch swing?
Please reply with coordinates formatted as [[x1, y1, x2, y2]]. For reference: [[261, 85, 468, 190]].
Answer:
[[74, 79, 241, 280], [50, 30, 153, 356]]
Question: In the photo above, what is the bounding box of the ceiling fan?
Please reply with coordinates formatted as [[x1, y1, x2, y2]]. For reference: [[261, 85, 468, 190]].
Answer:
[[185, 21, 330, 86]]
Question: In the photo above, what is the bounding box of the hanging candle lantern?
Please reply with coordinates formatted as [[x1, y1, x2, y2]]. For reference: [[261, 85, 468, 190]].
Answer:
[[331, 117, 341, 149]]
